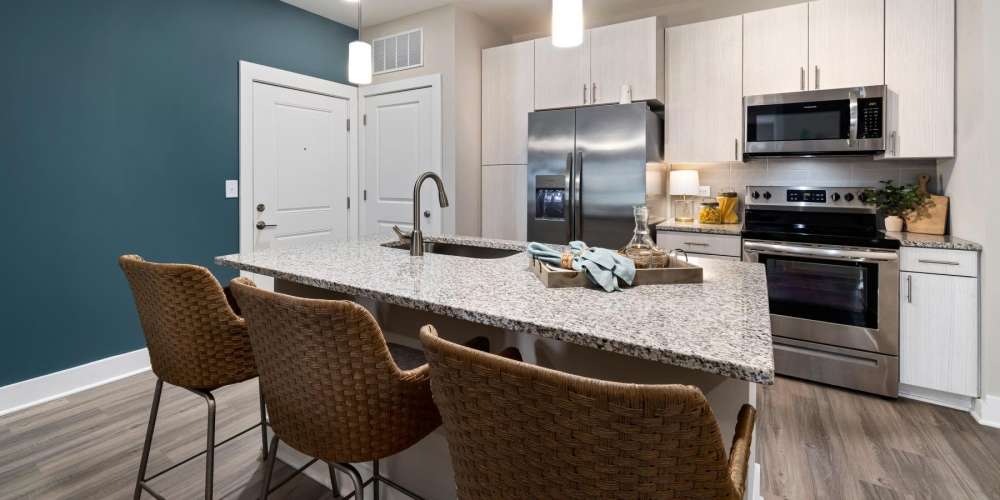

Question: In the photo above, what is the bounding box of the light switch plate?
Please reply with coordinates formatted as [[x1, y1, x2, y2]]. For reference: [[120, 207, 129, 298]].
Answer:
[[698, 185, 711, 197], [225, 180, 239, 199]]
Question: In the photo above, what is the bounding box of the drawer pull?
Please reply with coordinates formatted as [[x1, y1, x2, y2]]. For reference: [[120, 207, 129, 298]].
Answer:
[[918, 259, 960, 266], [683, 242, 710, 247]]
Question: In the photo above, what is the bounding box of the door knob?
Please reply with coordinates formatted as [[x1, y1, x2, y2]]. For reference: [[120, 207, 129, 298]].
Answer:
[[423, 210, 431, 218], [256, 221, 277, 230], [256, 203, 266, 212]]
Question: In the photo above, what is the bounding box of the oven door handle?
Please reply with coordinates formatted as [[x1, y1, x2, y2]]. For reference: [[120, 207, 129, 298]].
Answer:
[[743, 241, 899, 262]]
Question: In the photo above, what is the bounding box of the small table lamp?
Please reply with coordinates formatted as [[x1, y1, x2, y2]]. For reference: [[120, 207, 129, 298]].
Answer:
[[669, 170, 700, 223]]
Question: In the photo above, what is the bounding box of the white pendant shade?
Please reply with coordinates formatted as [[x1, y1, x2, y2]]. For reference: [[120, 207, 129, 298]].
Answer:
[[669, 170, 700, 196], [551, 0, 583, 48], [348, 40, 372, 85]]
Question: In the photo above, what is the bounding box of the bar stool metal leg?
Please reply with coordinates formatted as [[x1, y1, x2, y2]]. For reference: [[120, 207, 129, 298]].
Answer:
[[201, 392, 217, 500], [258, 381, 268, 460], [259, 435, 280, 500], [134, 379, 164, 500], [372, 460, 380, 500]]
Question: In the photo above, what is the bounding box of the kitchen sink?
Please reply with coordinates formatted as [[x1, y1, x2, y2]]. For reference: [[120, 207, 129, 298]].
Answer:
[[382, 241, 520, 259]]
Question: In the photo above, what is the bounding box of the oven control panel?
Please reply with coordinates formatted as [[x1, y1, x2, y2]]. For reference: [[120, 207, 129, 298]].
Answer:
[[746, 186, 874, 210]]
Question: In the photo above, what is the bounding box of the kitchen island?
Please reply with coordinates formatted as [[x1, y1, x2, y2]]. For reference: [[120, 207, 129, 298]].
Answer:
[[216, 234, 773, 500]]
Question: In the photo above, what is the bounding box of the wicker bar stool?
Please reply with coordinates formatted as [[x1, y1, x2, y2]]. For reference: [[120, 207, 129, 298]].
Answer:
[[118, 255, 268, 500], [229, 278, 450, 500], [419, 325, 758, 500]]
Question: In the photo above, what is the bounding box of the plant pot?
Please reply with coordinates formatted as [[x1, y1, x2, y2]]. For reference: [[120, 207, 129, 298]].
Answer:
[[884, 215, 904, 232]]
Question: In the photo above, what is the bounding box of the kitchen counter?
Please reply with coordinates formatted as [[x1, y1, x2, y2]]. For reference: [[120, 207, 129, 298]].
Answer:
[[216, 234, 774, 384], [885, 231, 983, 251], [656, 219, 743, 236]]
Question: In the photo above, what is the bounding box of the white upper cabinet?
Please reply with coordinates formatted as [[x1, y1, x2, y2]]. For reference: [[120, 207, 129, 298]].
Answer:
[[534, 34, 591, 110], [883, 0, 955, 159], [483, 41, 534, 165], [743, 3, 809, 96], [808, 0, 884, 89], [665, 15, 743, 163], [589, 17, 664, 105]]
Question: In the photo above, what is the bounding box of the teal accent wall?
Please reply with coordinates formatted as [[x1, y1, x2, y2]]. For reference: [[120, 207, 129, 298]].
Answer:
[[0, 0, 356, 386]]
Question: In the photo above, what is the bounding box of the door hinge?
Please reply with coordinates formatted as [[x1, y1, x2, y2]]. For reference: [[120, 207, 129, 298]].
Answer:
[[363, 114, 367, 126], [363, 189, 367, 201], [347, 197, 351, 209], [347, 118, 351, 132]]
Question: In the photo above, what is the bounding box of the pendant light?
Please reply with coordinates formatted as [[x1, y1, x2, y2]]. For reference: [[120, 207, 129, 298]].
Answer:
[[552, 0, 583, 48], [348, 0, 372, 85]]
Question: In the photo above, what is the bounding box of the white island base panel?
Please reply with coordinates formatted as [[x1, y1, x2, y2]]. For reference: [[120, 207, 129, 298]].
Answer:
[[271, 283, 763, 500]]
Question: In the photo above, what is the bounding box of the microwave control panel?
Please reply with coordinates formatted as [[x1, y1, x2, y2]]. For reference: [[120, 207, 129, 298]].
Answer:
[[857, 98, 883, 139]]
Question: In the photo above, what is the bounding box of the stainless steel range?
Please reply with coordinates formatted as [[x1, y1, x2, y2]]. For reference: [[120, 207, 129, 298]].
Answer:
[[741, 186, 900, 397]]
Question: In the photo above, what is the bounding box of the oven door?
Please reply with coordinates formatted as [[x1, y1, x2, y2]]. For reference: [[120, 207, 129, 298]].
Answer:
[[743, 240, 899, 355]]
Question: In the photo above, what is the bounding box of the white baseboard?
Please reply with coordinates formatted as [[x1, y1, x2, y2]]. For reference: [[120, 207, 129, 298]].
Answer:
[[972, 394, 1000, 429], [899, 384, 975, 412], [0, 348, 151, 417]]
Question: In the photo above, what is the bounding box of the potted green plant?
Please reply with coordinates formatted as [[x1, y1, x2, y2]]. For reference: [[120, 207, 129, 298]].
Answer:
[[861, 180, 933, 232]]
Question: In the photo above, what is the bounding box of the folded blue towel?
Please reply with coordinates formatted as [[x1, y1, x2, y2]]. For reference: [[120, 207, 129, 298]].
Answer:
[[527, 241, 635, 292]]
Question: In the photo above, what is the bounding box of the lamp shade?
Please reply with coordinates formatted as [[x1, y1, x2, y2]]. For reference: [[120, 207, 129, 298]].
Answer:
[[669, 170, 700, 196], [552, 0, 583, 48], [348, 40, 373, 85]]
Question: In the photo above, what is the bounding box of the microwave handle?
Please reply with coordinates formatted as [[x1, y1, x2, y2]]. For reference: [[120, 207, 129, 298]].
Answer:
[[848, 91, 859, 146]]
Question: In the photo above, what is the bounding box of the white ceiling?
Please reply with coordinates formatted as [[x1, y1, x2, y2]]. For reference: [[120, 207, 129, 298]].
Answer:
[[282, 0, 801, 39]]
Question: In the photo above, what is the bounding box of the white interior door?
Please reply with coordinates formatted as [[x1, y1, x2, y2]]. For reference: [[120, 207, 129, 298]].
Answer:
[[252, 81, 351, 253], [362, 87, 439, 235]]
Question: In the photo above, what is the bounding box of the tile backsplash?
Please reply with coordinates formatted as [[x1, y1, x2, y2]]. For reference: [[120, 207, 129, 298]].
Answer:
[[660, 157, 939, 219]]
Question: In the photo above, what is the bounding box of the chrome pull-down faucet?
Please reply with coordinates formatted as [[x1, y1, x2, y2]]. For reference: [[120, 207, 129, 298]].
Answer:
[[409, 172, 449, 256]]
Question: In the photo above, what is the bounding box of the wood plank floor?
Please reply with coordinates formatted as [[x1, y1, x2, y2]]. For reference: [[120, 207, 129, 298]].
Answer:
[[3, 371, 1000, 499], [759, 377, 1000, 500]]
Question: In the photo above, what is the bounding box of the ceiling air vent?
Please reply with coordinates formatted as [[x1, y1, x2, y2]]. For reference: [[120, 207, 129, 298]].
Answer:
[[373, 28, 423, 75]]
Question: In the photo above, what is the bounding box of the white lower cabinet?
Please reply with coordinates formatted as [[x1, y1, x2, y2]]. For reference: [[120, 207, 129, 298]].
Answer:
[[899, 271, 979, 398], [657, 231, 742, 259], [481, 164, 527, 241]]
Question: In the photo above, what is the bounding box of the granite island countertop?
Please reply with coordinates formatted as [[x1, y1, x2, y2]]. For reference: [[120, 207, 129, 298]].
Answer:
[[216, 235, 774, 384]]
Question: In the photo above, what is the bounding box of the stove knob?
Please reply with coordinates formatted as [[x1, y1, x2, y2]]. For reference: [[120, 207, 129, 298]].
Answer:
[[858, 192, 868, 203], [832, 192, 842, 201], [763, 191, 772, 200], [844, 193, 855, 202], [752, 191, 761, 199]]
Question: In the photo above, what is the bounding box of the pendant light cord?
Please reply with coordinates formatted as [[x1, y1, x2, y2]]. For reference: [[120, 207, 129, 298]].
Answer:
[[357, 0, 362, 41]]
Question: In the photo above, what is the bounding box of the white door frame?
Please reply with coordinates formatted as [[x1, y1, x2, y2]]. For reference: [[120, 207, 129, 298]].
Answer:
[[238, 61, 359, 256], [358, 74, 451, 234]]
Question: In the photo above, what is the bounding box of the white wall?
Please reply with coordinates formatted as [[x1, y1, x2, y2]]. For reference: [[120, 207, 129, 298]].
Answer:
[[937, 0, 999, 403], [363, 5, 510, 237]]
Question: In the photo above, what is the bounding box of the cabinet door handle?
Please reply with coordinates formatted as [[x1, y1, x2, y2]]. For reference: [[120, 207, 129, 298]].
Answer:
[[917, 259, 961, 266], [592, 82, 597, 103], [734, 138, 739, 161], [583, 84, 588, 104], [800, 67, 805, 90], [814, 66, 820, 89], [906, 275, 912, 303]]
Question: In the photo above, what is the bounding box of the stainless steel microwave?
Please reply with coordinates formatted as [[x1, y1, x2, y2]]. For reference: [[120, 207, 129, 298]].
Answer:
[[743, 85, 886, 157]]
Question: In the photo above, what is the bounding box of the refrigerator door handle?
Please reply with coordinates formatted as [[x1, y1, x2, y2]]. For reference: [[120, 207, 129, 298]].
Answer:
[[573, 151, 583, 241], [565, 152, 574, 240]]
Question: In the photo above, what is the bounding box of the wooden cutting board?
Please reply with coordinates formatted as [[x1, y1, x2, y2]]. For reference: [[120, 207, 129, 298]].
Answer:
[[905, 175, 948, 235]]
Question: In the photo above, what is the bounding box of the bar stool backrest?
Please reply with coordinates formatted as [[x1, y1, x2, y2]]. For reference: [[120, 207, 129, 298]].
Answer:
[[229, 278, 440, 464], [118, 255, 255, 390], [419, 325, 746, 500]]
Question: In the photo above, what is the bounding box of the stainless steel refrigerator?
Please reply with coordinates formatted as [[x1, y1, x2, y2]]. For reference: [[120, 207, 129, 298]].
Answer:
[[527, 103, 663, 248]]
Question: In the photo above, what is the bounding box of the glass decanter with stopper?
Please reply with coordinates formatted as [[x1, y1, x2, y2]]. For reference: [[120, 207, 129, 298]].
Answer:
[[619, 205, 668, 269]]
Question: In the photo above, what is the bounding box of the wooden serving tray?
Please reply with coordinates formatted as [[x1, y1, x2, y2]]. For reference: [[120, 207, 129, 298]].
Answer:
[[529, 256, 703, 288]]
